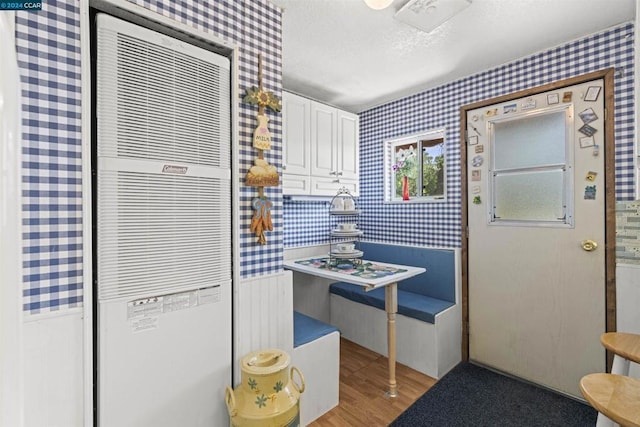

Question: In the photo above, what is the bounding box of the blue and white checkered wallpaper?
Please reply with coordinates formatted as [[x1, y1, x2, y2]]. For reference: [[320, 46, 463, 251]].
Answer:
[[283, 200, 332, 248], [16, 0, 283, 313], [12, 4, 637, 311], [284, 22, 635, 249], [16, 1, 83, 314]]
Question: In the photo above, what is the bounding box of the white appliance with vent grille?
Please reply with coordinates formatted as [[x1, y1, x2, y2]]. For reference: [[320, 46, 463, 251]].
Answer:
[[95, 14, 232, 427]]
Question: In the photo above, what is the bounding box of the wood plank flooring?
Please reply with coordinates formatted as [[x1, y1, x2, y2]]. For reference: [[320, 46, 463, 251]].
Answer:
[[309, 338, 436, 427]]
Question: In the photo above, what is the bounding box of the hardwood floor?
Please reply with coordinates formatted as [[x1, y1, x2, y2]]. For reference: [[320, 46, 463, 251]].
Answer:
[[309, 338, 436, 427]]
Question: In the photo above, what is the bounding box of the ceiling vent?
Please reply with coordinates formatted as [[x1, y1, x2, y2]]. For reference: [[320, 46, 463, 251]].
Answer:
[[394, 0, 471, 34]]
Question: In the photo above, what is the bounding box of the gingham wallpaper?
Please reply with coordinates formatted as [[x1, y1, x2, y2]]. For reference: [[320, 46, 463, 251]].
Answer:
[[16, 0, 283, 313], [284, 22, 635, 249], [16, 1, 83, 314], [283, 200, 332, 247]]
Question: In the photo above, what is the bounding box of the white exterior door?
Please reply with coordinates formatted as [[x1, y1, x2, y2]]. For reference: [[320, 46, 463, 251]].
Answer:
[[466, 79, 607, 398]]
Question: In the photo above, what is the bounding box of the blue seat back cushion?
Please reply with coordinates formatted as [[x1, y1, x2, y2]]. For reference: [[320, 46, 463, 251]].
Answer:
[[293, 311, 339, 348], [329, 282, 454, 324], [359, 242, 455, 303]]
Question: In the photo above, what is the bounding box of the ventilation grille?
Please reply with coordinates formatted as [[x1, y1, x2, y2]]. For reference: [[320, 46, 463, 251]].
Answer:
[[97, 171, 231, 300], [394, 0, 472, 34], [97, 22, 230, 168], [96, 14, 232, 301]]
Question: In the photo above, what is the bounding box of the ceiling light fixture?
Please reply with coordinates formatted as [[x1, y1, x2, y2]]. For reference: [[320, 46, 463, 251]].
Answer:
[[364, 0, 394, 10]]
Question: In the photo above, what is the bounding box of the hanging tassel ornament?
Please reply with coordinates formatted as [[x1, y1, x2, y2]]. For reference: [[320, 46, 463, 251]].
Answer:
[[243, 54, 281, 245]]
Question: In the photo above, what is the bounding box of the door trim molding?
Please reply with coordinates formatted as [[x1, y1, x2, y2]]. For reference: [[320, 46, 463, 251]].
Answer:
[[459, 68, 617, 370], [0, 11, 24, 427]]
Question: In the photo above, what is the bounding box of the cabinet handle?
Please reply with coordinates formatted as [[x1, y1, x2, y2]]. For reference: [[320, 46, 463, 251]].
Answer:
[[337, 171, 343, 176], [333, 179, 340, 183], [282, 164, 287, 170], [329, 171, 337, 176]]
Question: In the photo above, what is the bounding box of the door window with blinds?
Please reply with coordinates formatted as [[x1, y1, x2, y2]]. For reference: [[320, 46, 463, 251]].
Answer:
[[489, 105, 574, 226]]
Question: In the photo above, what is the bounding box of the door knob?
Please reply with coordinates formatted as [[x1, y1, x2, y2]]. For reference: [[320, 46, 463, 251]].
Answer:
[[581, 239, 598, 251]]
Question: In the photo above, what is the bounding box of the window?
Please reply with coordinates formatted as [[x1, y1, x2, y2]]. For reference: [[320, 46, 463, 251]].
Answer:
[[384, 129, 446, 202], [489, 106, 573, 226]]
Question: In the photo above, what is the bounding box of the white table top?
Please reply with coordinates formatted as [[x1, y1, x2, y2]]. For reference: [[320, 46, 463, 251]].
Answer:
[[283, 257, 426, 291]]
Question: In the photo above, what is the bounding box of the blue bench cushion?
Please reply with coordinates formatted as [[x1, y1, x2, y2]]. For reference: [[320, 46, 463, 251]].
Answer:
[[293, 311, 339, 348], [329, 282, 455, 324], [358, 242, 455, 303]]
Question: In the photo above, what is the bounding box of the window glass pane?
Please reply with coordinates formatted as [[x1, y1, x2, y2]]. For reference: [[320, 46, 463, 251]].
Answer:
[[385, 129, 446, 202], [422, 139, 445, 197], [493, 111, 566, 170], [393, 142, 418, 198], [494, 169, 564, 222]]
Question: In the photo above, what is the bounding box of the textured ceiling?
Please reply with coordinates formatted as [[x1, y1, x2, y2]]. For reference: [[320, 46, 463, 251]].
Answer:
[[270, 0, 636, 113]]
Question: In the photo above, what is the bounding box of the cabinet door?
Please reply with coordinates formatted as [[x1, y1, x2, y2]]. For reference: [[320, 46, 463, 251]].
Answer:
[[337, 110, 359, 180], [310, 177, 358, 196], [282, 92, 311, 176], [310, 101, 337, 177], [282, 174, 311, 195]]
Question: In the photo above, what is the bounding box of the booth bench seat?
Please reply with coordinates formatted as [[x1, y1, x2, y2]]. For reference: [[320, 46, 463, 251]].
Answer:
[[329, 282, 454, 324], [329, 242, 461, 379], [291, 311, 339, 425], [294, 310, 339, 347]]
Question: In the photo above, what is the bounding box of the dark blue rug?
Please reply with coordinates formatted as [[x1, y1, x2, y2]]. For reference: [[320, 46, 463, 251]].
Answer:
[[391, 362, 597, 427]]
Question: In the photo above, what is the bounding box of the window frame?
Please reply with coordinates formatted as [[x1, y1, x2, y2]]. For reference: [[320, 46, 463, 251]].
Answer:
[[487, 104, 575, 228], [384, 128, 447, 204]]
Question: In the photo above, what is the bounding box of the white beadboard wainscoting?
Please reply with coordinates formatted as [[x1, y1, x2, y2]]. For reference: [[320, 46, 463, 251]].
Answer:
[[616, 263, 640, 378], [22, 270, 296, 425], [234, 270, 294, 384], [23, 310, 85, 427]]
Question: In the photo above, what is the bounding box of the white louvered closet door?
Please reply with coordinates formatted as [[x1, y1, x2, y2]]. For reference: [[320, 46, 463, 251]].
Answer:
[[95, 14, 232, 427], [97, 15, 231, 301]]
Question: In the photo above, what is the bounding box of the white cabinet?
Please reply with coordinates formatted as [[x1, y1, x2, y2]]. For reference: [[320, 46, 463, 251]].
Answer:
[[282, 91, 359, 196], [282, 92, 311, 176], [337, 110, 358, 180], [310, 101, 337, 178], [310, 176, 358, 195]]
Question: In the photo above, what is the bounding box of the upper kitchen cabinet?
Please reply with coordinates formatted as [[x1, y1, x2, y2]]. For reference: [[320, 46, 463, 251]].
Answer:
[[336, 109, 358, 180], [309, 101, 336, 177], [282, 91, 359, 196], [282, 92, 311, 176]]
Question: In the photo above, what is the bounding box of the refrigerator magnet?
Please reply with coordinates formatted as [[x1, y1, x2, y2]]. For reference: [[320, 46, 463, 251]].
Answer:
[[503, 104, 517, 114], [584, 185, 596, 200], [578, 108, 598, 124], [579, 136, 595, 148], [521, 98, 536, 110], [578, 124, 597, 136], [584, 86, 601, 101]]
